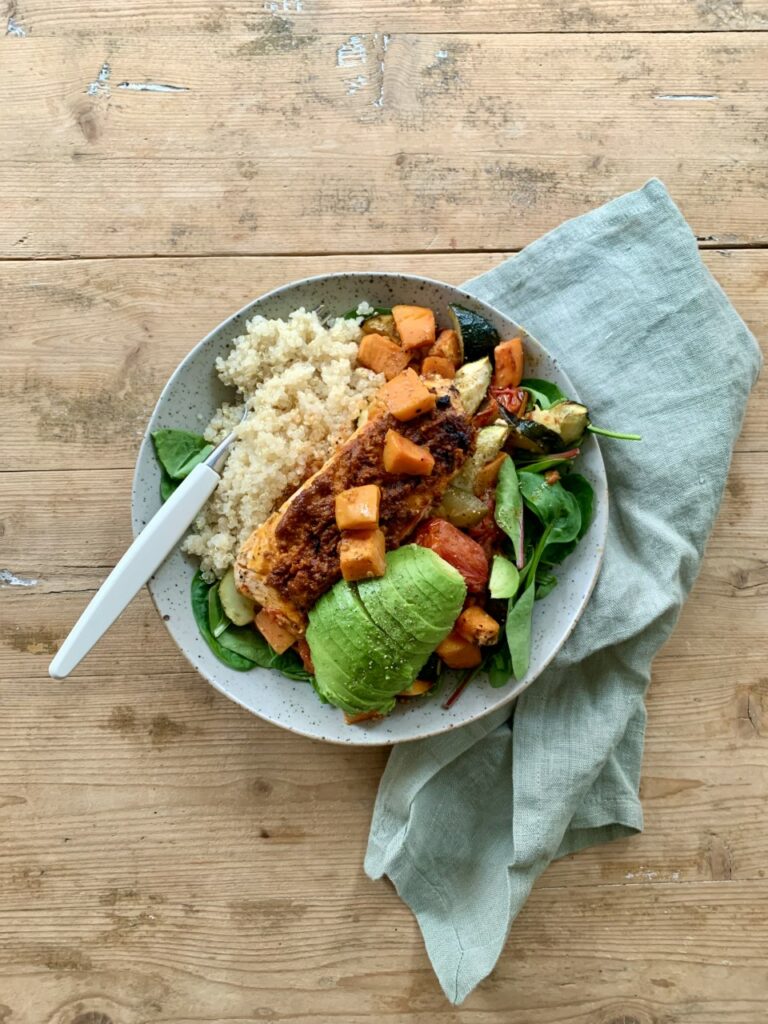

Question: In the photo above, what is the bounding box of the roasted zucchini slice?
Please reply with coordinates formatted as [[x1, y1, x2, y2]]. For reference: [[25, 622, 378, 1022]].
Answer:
[[448, 304, 500, 362]]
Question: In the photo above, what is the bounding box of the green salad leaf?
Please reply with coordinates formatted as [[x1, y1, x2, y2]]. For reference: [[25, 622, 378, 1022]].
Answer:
[[152, 429, 214, 481], [520, 377, 568, 410], [540, 473, 595, 566], [494, 457, 525, 568], [191, 571, 255, 671], [207, 582, 229, 639], [218, 625, 312, 682], [506, 583, 535, 679]]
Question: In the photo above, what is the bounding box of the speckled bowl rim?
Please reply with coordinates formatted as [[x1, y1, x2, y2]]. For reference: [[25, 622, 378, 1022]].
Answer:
[[132, 271, 608, 746]]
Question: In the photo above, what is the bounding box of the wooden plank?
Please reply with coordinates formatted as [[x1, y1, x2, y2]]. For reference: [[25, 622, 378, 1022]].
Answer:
[[1, 33, 767, 256], [9, 0, 768, 35], [1, 250, 765, 473]]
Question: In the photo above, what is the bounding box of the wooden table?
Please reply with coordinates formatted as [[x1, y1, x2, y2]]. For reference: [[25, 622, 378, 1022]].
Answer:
[[2, 3, 766, 1021]]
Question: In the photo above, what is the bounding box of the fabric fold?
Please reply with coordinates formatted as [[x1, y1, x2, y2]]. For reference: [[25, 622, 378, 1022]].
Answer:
[[365, 179, 762, 1004]]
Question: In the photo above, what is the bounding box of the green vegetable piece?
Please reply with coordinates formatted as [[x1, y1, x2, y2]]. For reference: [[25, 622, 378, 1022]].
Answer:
[[518, 472, 582, 548], [152, 429, 214, 481], [535, 568, 558, 599], [587, 424, 642, 441], [489, 555, 520, 599], [488, 636, 512, 688], [506, 582, 535, 679], [519, 378, 568, 410], [159, 468, 178, 502], [342, 305, 392, 319], [218, 625, 311, 682], [208, 582, 229, 638], [494, 457, 525, 568], [219, 567, 255, 627], [529, 401, 589, 446], [540, 473, 595, 566], [191, 571, 255, 671], [453, 357, 493, 415], [448, 304, 500, 362]]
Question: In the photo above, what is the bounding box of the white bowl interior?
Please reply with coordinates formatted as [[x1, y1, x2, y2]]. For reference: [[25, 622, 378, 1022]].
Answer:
[[131, 272, 607, 746]]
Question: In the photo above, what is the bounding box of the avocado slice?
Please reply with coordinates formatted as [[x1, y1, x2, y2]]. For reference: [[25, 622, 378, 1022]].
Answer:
[[306, 546, 467, 716]]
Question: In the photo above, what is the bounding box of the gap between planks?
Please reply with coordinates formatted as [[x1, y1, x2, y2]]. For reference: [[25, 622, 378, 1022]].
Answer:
[[1, 243, 766, 263]]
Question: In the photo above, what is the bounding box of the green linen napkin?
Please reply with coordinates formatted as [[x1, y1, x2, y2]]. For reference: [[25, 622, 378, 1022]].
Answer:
[[365, 180, 762, 1004]]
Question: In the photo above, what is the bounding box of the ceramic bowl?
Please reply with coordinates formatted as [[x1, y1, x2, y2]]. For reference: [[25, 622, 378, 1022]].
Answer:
[[131, 272, 607, 746]]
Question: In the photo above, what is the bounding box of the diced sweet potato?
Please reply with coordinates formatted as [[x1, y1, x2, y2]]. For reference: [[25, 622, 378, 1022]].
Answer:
[[430, 328, 463, 367], [474, 452, 507, 496], [392, 305, 437, 351], [339, 528, 387, 581], [455, 606, 500, 646], [493, 337, 524, 388], [436, 631, 483, 669], [344, 709, 384, 725], [398, 679, 433, 697], [357, 332, 410, 381], [383, 430, 435, 476], [295, 638, 315, 674], [421, 355, 456, 379], [379, 367, 436, 421], [335, 484, 381, 531], [255, 608, 297, 654]]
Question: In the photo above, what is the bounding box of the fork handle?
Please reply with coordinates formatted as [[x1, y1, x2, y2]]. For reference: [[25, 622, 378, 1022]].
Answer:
[[49, 462, 220, 679]]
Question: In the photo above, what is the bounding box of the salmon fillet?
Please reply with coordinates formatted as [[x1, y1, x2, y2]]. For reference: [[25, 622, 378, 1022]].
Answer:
[[234, 384, 474, 632]]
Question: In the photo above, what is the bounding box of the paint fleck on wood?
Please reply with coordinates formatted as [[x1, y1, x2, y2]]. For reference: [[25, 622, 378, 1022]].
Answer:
[[0, 570, 38, 587], [86, 61, 111, 96], [117, 82, 189, 93]]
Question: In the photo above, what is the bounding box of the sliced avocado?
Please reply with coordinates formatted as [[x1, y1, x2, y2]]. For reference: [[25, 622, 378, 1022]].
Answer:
[[306, 546, 466, 716], [454, 357, 492, 415], [529, 401, 589, 445], [448, 305, 500, 362], [219, 567, 255, 627]]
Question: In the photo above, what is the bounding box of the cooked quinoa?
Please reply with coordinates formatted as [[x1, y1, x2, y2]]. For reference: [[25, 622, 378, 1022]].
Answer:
[[183, 308, 382, 578]]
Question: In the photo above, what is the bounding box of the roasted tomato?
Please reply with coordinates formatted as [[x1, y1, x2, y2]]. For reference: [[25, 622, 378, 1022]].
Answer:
[[472, 397, 501, 429], [294, 638, 315, 675], [414, 518, 489, 593], [466, 502, 505, 561], [489, 386, 526, 417]]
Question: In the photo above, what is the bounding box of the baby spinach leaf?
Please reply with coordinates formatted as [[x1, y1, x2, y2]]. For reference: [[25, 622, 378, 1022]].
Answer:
[[489, 555, 520, 599], [488, 635, 513, 688], [207, 582, 229, 639], [535, 568, 558, 600], [540, 474, 595, 565], [494, 457, 525, 568], [152, 429, 214, 481], [218, 625, 312, 682], [520, 377, 568, 410], [506, 583, 535, 679], [191, 571, 255, 671], [159, 467, 179, 502], [518, 472, 582, 547]]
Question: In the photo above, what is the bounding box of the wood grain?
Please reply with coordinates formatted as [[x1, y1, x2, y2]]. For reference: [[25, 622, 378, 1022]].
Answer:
[[8, 0, 768, 35], [2, 1, 768, 1019], [2, 251, 766, 472], [1, 32, 767, 257]]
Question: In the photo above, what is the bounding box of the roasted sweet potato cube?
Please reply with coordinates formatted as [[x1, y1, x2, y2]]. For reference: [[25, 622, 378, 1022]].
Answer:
[[398, 679, 434, 697], [392, 305, 437, 351], [255, 608, 297, 654], [430, 328, 462, 367], [357, 333, 410, 381], [436, 631, 483, 669], [455, 606, 500, 646], [344, 709, 384, 725], [379, 367, 436, 420], [335, 484, 381, 531], [383, 430, 435, 476], [339, 528, 387, 581], [294, 638, 315, 674], [493, 337, 524, 388], [421, 355, 456, 380]]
